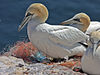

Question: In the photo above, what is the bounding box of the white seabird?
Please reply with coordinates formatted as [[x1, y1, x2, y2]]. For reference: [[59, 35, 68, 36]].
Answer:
[[18, 3, 88, 58], [81, 31, 100, 75], [60, 13, 100, 35]]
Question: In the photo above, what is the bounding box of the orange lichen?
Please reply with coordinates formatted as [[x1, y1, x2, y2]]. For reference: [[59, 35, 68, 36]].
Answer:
[[59, 59, 81, 69], [59, 61, 77, 68]]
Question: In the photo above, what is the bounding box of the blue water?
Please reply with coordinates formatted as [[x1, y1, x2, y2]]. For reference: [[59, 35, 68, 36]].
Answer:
[[0, 0, 100, 51]]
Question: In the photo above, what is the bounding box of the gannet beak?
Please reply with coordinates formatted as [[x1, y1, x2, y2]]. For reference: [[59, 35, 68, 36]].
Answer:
[[60, 18, 74, 25], [18, 15, 32, 32], [60, 18, 83, 25], [92, 43, 97, 56]]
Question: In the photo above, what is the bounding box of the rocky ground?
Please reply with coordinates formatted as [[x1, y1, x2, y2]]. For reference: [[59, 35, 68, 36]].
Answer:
[[0, 41, 88, 75], [0, 56, 87, 75]]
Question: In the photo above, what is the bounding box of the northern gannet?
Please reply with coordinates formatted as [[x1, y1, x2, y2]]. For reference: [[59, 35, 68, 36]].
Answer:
[[81, 31, 100, 75], [18, 3, 88, 58], [60, 13, 100, 35]]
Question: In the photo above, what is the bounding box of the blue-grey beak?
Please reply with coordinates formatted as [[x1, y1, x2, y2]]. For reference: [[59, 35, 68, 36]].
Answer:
[[60, 18, 83, 25], [18, 15, 32, 32], [92, 43, 97, 56]]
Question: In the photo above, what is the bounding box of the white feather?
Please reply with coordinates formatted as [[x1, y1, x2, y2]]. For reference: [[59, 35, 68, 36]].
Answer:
[[28, 22, 88, 58]]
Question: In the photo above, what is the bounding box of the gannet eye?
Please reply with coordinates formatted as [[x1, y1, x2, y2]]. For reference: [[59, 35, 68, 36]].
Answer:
[[73, 18, 80, 22], [26, 12, 33, 17]]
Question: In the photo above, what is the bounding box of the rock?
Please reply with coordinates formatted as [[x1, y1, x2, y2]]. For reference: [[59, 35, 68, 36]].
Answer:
[[0, 56, 27, 75], [0, 56, 87, 75]]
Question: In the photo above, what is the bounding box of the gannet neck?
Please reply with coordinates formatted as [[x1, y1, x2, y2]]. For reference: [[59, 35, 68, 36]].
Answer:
[[29, 18, 41, 26], [27, 18, 41, 40], [27, 18, 41, 32]]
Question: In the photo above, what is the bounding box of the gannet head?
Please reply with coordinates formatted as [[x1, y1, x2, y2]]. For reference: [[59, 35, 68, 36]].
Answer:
[[90, 31, 100, 44], [60, 13, 90, 32], [89, 31, 100, 55], [18, 3, 48, 31]]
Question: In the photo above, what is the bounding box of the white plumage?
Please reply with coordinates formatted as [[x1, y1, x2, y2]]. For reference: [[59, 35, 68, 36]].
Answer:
[[18, 3, 88, 58], [81, 31, 100, 75], [28, 22, 88, 58]]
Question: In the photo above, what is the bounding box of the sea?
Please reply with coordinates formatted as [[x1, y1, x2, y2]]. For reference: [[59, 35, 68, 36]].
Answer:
[[0, 0, 100, 51]]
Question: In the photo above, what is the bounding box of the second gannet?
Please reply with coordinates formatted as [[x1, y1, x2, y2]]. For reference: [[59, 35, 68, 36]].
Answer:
[[81, 31, 100, 75], [18, 3, 88, 58], [60, 13, 100, 35]]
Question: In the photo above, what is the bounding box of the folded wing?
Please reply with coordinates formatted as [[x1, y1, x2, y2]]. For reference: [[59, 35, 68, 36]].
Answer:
[[49, 27, 88, 46]]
